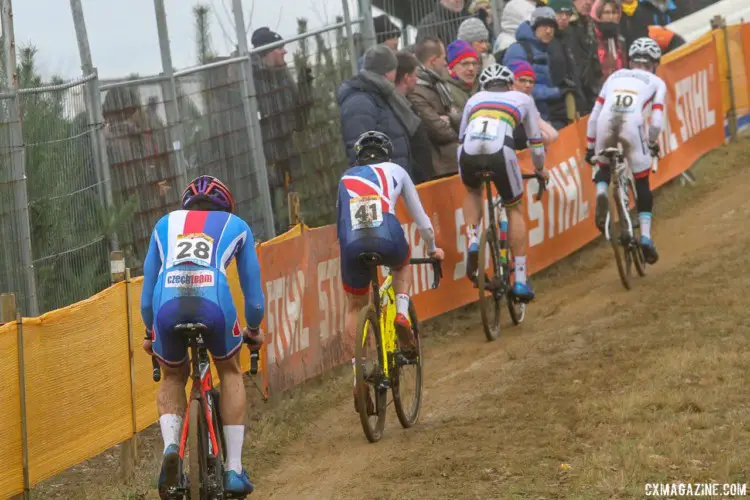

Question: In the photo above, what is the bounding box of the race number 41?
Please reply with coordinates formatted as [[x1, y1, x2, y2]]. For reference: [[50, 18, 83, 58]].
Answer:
[[173, 232, 214, 267], [350, 195, 383, 230]]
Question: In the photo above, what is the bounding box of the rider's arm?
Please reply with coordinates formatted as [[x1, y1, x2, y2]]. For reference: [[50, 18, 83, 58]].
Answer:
[[399, 169, 437, 253], [586, 95, 605, 151], [235, 222, 265, 330], [648, 80, 668, 143], [522, 99, 546, 172], [457, 100, 473, 144], [140, 227, 163, 331]]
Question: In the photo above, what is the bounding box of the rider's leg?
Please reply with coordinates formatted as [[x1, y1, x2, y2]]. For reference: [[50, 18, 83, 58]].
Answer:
[[506, 202, 528, 284], [630, 143, 659, 263], [593, 162, 612, 232], [157, 360, 190, 451], [459, 153, 484, 280], [634, 172, 653, 238], [391, 260, 418, 349], [214, 354, 245, 473]]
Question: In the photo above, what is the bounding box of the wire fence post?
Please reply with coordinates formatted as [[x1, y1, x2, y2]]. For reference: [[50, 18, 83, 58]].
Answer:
[[489, 0, 504, 40], [341, 0, 361, 76], [231, 0, 276, 240], [1, 0, 39, 317], [359, 0, 377, 50], [153, 0, 188, 190], [69, 0, 118, 250]]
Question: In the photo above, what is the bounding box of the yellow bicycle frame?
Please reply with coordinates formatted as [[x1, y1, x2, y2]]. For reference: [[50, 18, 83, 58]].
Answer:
[[377, 274, 398, 378]]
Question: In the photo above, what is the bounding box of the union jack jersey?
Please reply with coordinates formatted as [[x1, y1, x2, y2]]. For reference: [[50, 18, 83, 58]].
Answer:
[[459, 89, 546, 171], [336, 161, 435, 250]]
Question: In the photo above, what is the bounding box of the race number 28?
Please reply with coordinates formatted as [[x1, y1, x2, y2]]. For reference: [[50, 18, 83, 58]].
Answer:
[[173, 233, 214, 266]]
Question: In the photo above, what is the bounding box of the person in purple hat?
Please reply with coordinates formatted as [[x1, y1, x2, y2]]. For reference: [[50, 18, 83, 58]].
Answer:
[[446, 39, 481, 111]]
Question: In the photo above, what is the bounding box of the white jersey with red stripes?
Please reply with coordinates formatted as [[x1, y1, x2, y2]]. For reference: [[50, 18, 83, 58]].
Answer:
[[586, 68, 667, 174]]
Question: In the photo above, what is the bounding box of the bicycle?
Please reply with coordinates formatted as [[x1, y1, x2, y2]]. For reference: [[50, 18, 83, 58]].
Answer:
[[151, 325, 259, 500], [475, 171, 547, 342], [594, 144, 652, 291], [352, 255, 442, 443]]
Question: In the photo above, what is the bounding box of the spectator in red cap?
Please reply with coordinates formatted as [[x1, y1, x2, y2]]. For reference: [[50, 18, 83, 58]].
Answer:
[[446, 39, 480, 112], [507, 61, 559, 149]]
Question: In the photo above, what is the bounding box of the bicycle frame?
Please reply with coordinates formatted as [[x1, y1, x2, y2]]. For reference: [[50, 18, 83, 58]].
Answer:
[[178, 336, 221, 464], [602, 148, 637, 244]]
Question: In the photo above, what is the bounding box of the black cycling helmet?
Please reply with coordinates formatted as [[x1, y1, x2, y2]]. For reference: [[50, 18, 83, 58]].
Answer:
[[354, 131, 393, 163]]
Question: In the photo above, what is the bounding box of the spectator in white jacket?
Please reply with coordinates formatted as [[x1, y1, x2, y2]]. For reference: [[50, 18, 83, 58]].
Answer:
[[493, 0, 537, 59]]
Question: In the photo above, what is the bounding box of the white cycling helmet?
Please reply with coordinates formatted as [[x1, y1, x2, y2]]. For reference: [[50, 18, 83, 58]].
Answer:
[[629, 37, 662, 64], [479, 64, 515, 90]]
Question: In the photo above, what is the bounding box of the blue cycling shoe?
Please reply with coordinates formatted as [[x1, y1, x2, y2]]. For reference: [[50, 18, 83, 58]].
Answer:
[[158, 444, 181, 496], [639, 236, 659, 264], [224, 469, 255, 496], [511, 282, 535, 302]]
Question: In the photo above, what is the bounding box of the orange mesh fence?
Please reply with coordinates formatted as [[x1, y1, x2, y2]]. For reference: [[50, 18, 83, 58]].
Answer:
[[0, 24, 744, 499], [22, 283, 132, 485], [0, 321, 23, 496]]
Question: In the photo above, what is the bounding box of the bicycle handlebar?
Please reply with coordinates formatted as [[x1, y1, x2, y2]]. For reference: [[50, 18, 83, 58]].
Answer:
[[409, 257, 443, 289], [522, 172, 548, 202]]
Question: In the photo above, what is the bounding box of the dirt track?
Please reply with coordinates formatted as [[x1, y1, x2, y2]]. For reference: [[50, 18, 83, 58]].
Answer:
[[36, 138, 750, 499]]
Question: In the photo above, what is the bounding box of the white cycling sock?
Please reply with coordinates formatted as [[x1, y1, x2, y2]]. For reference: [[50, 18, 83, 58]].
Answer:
[[596, 182, 609, 197], [159, 414, 183, 453], [639, 212, 652, 239], [514, 256, 527, 284], [224, 425, 245, 474], [396, 293, 410, 316], [466, 224, 479, 247]]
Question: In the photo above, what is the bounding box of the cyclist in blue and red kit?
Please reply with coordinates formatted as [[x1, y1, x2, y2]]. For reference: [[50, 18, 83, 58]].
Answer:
[[140, 175, 263, 497]]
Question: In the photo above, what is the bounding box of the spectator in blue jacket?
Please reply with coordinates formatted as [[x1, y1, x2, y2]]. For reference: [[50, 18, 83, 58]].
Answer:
[[502, 7, 562, 121], [338, 45, 422, 171]]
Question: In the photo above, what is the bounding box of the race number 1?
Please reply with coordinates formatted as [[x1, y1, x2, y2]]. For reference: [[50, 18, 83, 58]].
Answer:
[[468, 117, 501, 141], [173, 232, 214, 267], [349, 195, 383, 230]]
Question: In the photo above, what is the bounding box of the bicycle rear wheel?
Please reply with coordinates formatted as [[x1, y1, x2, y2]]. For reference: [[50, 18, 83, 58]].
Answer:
[[393, 299, 422, 428], [608, 184, 631, 290], [187, 398, 205, 500], [354, 305, 387, 443], [478, 226, 502, 341]]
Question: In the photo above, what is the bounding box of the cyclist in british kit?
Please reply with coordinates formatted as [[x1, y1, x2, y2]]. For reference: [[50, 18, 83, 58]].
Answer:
[[141, 175, 264, 497], [585, 37, 667, 264], [458, 64, 549, 302], [337, 131, 444, 400]]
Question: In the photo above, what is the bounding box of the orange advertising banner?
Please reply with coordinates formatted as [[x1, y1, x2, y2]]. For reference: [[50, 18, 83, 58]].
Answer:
[[255, 34, 724, 394]]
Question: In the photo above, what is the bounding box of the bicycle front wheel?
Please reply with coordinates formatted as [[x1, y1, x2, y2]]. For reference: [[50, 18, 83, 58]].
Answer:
[[393, 299, 422, 428], [354, 305, 387, 443], [187, 398, 206, 500], [477, 226, 502, 341], [608, 184, 631, 290]]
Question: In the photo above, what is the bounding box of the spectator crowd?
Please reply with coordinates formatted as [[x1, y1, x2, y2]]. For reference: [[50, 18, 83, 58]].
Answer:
[[337, 0, 712, 184]]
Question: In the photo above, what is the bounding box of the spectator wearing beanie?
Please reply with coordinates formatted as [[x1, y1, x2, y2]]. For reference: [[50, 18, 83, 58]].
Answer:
[[457, 18, 496, 70], [547, 0, 586, 128], [446, 40, 480, 112], [508, 61, 559, 149], [338, 45, 422, 171], [503, 7, 564, 122]]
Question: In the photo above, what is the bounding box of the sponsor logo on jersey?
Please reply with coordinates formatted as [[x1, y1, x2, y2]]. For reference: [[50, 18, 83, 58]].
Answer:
[[165, 270, 215, 288]]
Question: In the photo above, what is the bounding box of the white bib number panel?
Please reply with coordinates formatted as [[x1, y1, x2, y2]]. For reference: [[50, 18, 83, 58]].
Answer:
[[173, 233, 214, 267], [349, 195, 384, 230], [611, 90, 637, 114], [468, 117, 501, 141]]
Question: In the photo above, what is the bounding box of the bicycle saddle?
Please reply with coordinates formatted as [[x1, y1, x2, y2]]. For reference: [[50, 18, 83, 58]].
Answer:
[[174, 322, 209, 339]]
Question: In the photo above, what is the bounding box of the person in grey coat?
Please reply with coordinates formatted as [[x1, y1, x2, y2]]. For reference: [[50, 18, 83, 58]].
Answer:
[[337, 45, 422, 173]]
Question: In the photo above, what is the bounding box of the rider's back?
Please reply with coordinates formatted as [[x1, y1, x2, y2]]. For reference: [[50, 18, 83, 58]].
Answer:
[[461, 89, 538, 156], [599, 68, 666, 123]]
